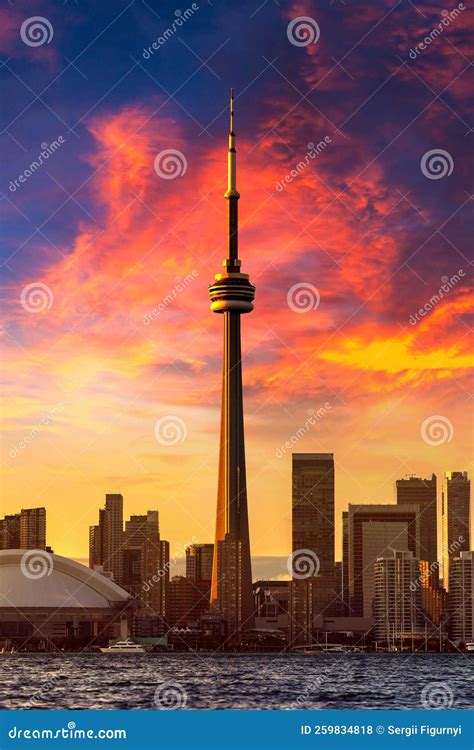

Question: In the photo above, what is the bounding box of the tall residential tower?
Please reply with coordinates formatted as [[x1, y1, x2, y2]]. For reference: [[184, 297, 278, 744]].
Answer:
[[442, 471, 471, 589], [209, 92, 255, 641]]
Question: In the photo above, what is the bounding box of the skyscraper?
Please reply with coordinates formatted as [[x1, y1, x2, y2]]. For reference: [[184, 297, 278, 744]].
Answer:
[[141, 531, 170, 617], [186, 543, 214, 582], [290, 454, 335, 645], [346, 503, 419, 617], [442, 471, 471, 589], [448, 551, 473, 643], [19, 507, 46, 549], [292, 453, 335, 609], [123, 511, 159, 592], [396, 474, 438, 584], [103, 494, 124, 585], [373, 549, 424, 647], [89, 508, 105, 569], [0, 513, 21, 549], [209, 92, 255, 642]]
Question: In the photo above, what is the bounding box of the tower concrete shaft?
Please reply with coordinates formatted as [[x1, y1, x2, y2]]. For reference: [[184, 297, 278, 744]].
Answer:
[[208, 91, 255, 638]]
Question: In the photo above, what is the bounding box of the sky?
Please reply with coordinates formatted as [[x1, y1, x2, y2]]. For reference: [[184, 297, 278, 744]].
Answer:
[[1, 0, 472, 569]]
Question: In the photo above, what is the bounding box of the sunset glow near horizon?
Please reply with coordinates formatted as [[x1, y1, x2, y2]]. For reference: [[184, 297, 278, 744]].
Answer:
[[1, 0, 472, 568]]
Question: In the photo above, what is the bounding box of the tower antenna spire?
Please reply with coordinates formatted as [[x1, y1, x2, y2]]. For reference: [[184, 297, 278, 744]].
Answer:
[[225, 89, 239, 266]]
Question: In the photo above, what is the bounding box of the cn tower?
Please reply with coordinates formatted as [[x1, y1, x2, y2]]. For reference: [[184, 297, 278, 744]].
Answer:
[[209, 91, 255, 638]]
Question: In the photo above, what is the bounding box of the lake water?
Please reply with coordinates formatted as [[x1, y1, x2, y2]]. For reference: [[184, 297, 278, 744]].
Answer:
[[0, 653, 472, 710]]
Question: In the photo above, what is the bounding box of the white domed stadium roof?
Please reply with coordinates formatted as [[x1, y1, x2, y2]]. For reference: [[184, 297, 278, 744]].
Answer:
[[0, 550, 130, 609]]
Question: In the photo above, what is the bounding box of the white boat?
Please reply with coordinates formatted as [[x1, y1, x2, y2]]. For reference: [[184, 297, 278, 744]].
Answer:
[[466, 642, 474, 653], [99, 639, 146, 654]]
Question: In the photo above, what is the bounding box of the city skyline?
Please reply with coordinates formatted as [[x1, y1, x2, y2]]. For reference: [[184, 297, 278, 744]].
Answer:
[[3, 464, 470, 576], [1, 457, 471, 651], [2, 1, 472, 566]]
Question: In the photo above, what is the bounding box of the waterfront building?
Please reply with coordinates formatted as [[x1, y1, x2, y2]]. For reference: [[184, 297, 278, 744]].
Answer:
[[448, 550, 474, 643], [209, 92, 255, 642], [345, 503, 419, 617], [373, 549, 425, 646], [341, 510, 350, 614], [253, 580, 289, 633], [442, 471, 471, 589]]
